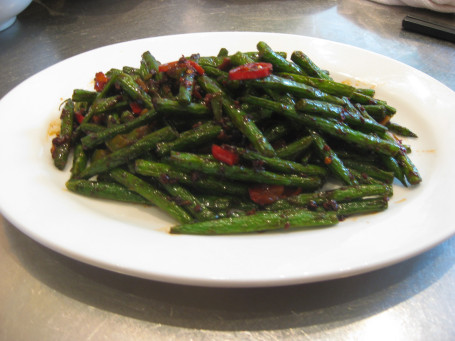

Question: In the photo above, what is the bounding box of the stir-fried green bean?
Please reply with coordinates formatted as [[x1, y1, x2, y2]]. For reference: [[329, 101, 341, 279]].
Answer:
[[51, 41, 421, 235]]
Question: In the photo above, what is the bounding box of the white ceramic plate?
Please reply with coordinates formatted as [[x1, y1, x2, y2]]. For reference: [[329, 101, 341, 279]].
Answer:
[[1, 32, 454, 287]]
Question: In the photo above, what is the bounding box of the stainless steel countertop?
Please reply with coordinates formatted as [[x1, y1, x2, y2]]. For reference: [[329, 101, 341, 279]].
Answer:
[[1, 0, 454, 339]]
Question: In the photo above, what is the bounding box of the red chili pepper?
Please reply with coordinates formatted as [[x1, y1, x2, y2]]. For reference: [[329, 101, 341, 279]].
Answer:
[[129, 102, 143, 114], [158, 61, 178, 73], [228, 62, 273, 81], [248, 184, 284, 206], [92, 115, 103, 124], [94, 72, 109, 92], [283, 187, 302, 197], [211, 144, 239, 166], [187, 60, 205, 75], [218, 57, 231, 71], [324, 156, 332, 165], [74, 113, 85, 124], [158, 60, 205, 75]]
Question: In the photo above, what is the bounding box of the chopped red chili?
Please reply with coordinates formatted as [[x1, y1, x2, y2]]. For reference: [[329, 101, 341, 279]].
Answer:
[[158, 59, 205, 75], [248, 184, 284, 206], [217, 57, 232, 71], [211, 144, 239, 166], [94, 72, 109, 92], [283, 187, 302, 197], [158, 61, 178, 73], [324, 156, 332, 165], [74, 113, 85, 124], [129, 102, 143, 114], [228, 62, 273, 80], [187, 60, 205, 75]]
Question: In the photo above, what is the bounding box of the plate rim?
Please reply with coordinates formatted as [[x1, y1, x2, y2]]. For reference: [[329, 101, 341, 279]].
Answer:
[[1, 31, 455, 287]]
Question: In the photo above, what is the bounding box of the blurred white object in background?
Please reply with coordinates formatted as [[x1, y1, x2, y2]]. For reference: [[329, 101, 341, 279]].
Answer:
[[0, 0, 33, 31]]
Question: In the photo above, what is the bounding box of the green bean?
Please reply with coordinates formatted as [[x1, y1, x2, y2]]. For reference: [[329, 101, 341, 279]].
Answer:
[[157, 178, 217, 221], [380, 154, 407, 186], [263, 123, 289, 143], [275, 135, 313, 160], [134, 159, 250, 197], [279, 72, 374, 101], [243, 94, 386, 135], [80, 71, 121, 124], [245, 92, 391, 157], [52, 99, 74, 170], [395, 150, 422, 186], [155, 121, 222, 157], [177, 56, 199, 104], [349, 168, 384, 185], [355, 88, 376, 97], [78, 126, 178, 179], [123, 66, 140, 76], [337, 198, 388, 217], [72, 89, 97, 104], [171, 208, 338, 235], [282, 112, 403, 157], [141, 51, 161, 80], [386, 121, 418, 137], [267, 184, 391, 210], [109, 169, 193, 224], [155, 98, 211, 117], [120, 110, 137, 123], [290, 51, 332, 80], [236, 147, 328, 177], [89, 95, 129, 116], [217, 48, 229, 57], [249, 74, 345, 105], [198, 75, 276, 157], [66, 179, 152, 205], [116, 72, 154, 109], [70, 143, 88, 178], [79, 123, 105, 134], [198, 56, 226, 68], [51, 42, 422, 236], [310, 130, 358, 186], [342, 159, 395, 184], [167, 151, 323, 189], [210, 92, 224, 122], [257, 41, 304, 75], [229, 51, 255, 66], [81, 109, 158, 150], [363, 104, 390, 122], [383, 134, 422, 185], [105, 125, 152, 151], [350, 92, 396, 116], [198, 195, 258, 213]]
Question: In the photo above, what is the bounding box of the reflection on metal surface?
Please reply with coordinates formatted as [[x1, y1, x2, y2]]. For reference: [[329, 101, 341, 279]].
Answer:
[[354, 310, 408, 340]]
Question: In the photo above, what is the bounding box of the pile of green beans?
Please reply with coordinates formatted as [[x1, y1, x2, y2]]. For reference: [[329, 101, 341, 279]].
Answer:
[[51, 41, 421, 235]]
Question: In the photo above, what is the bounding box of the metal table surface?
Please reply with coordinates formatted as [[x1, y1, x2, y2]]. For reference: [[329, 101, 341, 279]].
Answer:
[[1, 0, 454, 340]]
